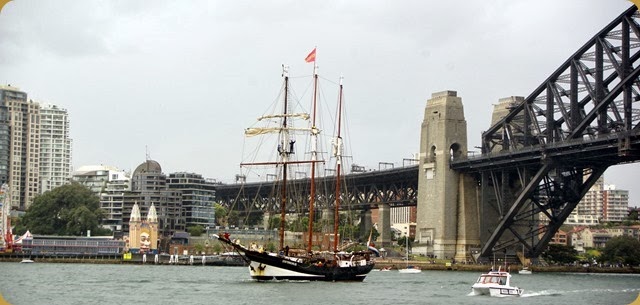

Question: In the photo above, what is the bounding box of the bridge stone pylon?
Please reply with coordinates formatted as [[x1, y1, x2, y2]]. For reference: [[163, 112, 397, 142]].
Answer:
[[416, 90, 480, 261]]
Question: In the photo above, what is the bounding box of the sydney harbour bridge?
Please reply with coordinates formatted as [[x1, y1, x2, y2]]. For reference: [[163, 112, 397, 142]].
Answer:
[[215, 5, 640, 260]]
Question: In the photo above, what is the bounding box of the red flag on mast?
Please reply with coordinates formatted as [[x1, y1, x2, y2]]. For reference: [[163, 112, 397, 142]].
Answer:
[[305, 48, 316, 63]]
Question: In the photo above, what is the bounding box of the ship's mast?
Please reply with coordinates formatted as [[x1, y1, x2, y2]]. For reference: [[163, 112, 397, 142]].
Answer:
[[332, 77, 344, 252], [306, 63, 319, 253], [279, 66, 290, 251]]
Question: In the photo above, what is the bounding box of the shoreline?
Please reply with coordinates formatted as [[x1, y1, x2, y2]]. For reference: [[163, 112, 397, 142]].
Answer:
[[375, 259, 640, 274], [2, 253, 638, 274]]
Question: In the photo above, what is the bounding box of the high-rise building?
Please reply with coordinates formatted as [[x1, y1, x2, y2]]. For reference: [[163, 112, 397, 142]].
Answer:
[[167, 172, 216, 230], [39, 104, 72, 193], [0, 91, 9, 185], [576, 176, 629, 222], [603, 185, 629, 222], [0, 85, 40, 210], [577, 176, 604, 218]]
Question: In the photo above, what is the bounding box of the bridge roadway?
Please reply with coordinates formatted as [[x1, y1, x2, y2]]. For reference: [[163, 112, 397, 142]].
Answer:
[[214, 164, 418, 214], [214, 130, 640, 216], [451, 131, 640, 172]]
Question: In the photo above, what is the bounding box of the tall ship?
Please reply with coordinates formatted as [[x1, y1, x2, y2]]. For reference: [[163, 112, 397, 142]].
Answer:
[[215, 49, 376, 281]]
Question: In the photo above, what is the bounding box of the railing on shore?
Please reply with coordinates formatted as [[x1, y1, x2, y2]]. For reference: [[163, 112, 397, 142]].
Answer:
[[0, 252, 246, 266]]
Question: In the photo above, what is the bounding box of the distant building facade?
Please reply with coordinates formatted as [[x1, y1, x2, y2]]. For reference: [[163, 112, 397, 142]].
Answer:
[[575, 176, 629, 223], [22, 235, 124, 255], [0, 85, 40, 210], [128, 202, 158, 254], [603, 185, 629, 222], [166, 172, 216, 230], [73, 161, 222, 240], [72, 165, 131, 234], [549, 229, 568, 245], [123, 160, 184, 237], [39, 104, 72, 193], [564, 213, 600, 226], [0, 85, 74, 209]]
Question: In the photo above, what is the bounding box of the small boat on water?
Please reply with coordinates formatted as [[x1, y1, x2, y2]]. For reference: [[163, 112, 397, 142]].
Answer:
[[398, 235, 421, 274], [380, 266, 392, 271], [519, 266, 532, 275], [471, 268, 523, 297], [398, 266, 421, 274], [20, 259, 34, 263]]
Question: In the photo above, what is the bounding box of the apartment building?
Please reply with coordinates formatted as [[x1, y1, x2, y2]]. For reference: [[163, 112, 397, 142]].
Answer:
[[166, 172, 216, 230], [576, 176, 629, 222], [39, 104, 72, 193], [0, 85, 40, 210], [72, 165, 131, 234]]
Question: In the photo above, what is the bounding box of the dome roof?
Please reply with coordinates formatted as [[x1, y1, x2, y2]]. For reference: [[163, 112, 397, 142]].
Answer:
[[133, 159, 162, 176]]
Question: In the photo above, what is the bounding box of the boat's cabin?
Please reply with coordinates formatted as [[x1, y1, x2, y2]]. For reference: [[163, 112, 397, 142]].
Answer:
[[476, 272, 509, 285]]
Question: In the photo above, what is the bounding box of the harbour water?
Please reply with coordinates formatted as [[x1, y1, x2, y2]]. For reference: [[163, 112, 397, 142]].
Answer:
[[1, 263, 639, 305]]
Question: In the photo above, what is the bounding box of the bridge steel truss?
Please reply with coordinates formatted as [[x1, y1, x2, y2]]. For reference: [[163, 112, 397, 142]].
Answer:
[[452, 6, 640, 259], [214, 166, 418, 225]]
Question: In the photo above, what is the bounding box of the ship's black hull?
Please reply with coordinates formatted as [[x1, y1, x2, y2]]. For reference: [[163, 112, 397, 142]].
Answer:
[[217, 236, 374, 282]]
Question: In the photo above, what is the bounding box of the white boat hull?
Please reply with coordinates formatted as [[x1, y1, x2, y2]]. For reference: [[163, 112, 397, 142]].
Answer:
[[490, 287, 523, 297], [398, 268, 421, 274], [472, 286, 522, 297]]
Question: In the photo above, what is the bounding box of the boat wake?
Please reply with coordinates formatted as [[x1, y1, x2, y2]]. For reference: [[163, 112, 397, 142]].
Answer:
[[520, 290, 562, 298], [521, 287, 640, 298]]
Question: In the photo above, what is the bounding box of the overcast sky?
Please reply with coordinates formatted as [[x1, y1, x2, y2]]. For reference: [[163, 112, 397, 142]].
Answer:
[[1, 0, 638, 206]]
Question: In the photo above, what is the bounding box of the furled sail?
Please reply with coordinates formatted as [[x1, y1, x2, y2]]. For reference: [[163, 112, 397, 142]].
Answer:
[[245, 112, 315, 137], [245, 126, 320, 137], [256, 113, 310, 121]]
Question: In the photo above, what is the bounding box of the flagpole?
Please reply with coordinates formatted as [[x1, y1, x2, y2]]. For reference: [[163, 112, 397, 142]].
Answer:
[[312, 46, 317, 77]]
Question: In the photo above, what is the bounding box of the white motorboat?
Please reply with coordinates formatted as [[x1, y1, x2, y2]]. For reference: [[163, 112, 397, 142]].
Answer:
[[471, 268, 523, 297], [519, 267, 532, 275], [20, 259, 34, 263]]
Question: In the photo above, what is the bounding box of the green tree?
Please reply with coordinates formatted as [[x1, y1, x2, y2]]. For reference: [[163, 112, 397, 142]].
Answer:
[[245, 210, 263, 227], [600, 235, 640, 265], [214, 203, 227, 226], [265, 241, 277, 252], [14, 183, 110, 236], [268, 216, 281, 230], [397, 236, 414, 248], [583, 249, 601, 264], [288, 217, 309, 232], [212, 243, 223, 254], [188, 225, 205, 237], [193, 243, 205, 254], [542, 244, 579, 264], [227, 210, 239, 226], [627, 207, 639, 221], [370, 227, 380, 242]]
